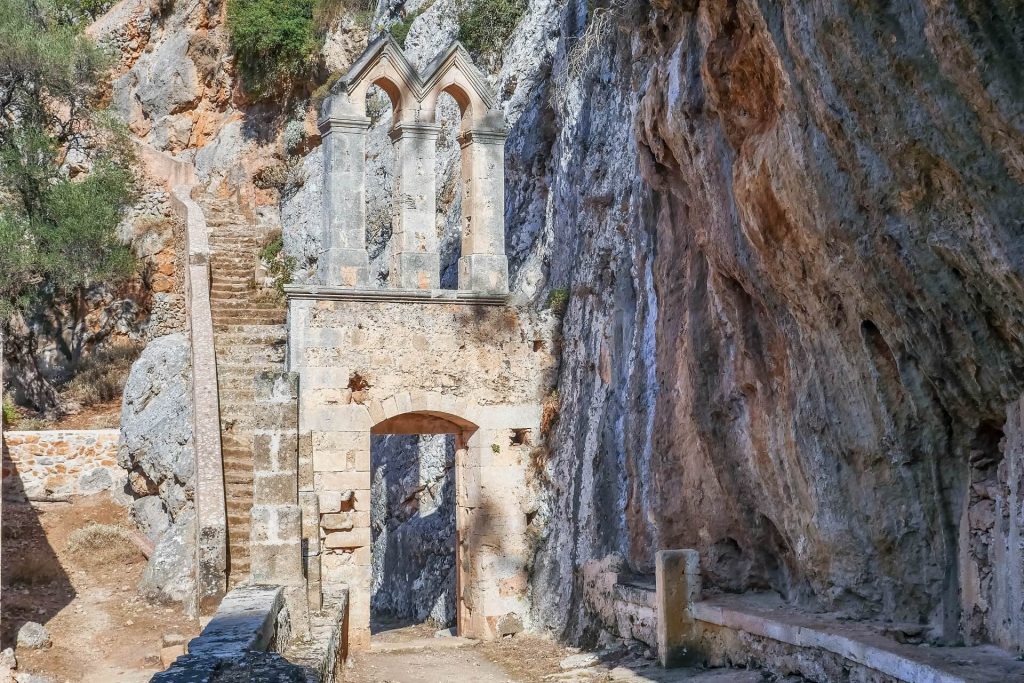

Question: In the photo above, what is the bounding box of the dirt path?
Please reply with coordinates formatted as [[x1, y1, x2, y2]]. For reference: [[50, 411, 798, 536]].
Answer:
[[342, 623, 765, 683], [2, 493, 200, 681]]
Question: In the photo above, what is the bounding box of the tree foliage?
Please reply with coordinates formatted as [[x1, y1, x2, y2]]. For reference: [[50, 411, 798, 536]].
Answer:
[[0, 0, 137, 414]]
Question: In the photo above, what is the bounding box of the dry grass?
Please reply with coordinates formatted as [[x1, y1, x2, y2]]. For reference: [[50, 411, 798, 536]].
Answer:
[[64, 341, 142, 409], [66, 523, 143, 566], [565, 0, 632, 81], [540, 389, 560, 438]]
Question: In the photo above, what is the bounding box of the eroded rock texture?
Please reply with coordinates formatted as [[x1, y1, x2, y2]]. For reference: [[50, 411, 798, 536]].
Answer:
[[370, 435, 457, 627], [528, 0, 1024, 651], [118, 333, 197, 608]]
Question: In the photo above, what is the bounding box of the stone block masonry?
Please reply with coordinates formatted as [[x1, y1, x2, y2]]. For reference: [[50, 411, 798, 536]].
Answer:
[[1, 430, 125, 499], [251, 370, 309, 636], [287, 289, 558, 648]]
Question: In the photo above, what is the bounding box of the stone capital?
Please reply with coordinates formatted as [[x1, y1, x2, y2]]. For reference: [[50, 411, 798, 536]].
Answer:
[[318, 115, 372, 136], [389, 121, 442, 142], [458, 127, 508, 148]]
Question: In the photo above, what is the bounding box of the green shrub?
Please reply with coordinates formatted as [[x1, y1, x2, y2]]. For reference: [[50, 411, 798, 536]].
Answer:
[[227, 0, 319, 98], [2, 394, 19, 427], [52, 0, 115, 24], [227, 0, 379, 99], [457, 0, 526, 57], [260, 233, 297, 296], [546, 287, 570, 315], [388, 13, 416, 45]]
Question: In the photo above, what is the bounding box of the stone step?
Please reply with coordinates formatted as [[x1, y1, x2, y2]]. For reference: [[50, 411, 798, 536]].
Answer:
[[210, 304, 286, 314], [210, 283, 252, 293], [214, 324, 288, 334], [213, 318, 287, 327], [214, 348, 286, 362]]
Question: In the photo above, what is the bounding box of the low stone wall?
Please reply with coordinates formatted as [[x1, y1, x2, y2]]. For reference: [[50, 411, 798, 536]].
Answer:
[[154, 584, 347, 683], [1, 430, 125, 499], [585, 550, 1024, 682]]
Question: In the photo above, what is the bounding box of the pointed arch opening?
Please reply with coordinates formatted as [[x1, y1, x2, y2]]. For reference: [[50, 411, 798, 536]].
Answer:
[[364, 82, 396, 285], [435, 89, 465, 289]]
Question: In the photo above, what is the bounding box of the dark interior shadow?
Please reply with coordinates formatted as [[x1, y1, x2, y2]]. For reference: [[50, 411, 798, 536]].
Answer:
[[1, 436, 75, 647], [369, 433, 456, 635]]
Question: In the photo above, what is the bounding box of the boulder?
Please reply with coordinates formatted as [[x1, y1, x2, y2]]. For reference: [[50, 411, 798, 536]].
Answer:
[[119, 333, 193, 494], [132, 495, 171, 541], [120, 333, 196, 606], [77, 468, 113, 495], [141, 507, 197, 606], [15, 622, 50, 650]]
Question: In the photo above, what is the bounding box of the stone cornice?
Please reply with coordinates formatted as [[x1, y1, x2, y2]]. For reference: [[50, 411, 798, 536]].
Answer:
[[388, 122, 442, 142], [458, 128, 508, 147], [284, 285, 508, 306]]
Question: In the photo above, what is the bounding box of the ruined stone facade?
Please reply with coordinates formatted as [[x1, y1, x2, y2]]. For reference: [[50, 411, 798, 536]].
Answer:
[[240, 37, 557, 651]]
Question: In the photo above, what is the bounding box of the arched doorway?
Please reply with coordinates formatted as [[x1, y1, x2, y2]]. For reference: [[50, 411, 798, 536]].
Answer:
[[370, 410, 477, 639]]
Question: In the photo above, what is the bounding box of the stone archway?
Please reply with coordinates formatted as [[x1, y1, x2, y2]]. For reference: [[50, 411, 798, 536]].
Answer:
[[272, 36, 556, 656], [316, 35, 508, 293]]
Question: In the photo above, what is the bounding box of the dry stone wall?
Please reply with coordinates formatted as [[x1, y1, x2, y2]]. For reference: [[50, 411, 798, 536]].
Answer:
[[1, 430, 125, 499]]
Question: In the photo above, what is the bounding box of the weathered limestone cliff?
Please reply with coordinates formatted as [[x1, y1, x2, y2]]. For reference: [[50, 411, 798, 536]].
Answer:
[[522, 0, 1024, 654], [93, 0, 1023, 658]]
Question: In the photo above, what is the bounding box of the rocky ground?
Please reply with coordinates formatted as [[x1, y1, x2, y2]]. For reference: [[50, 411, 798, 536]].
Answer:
[[343, 623, 766, 683], [0, 493, 200, 682]]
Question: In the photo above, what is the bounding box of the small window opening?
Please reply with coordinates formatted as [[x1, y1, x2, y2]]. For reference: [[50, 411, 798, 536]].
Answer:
[[510, 428, 532, 447]]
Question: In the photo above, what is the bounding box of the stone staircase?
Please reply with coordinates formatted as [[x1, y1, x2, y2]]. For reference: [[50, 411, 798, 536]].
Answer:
[[203, 196, 287, 586]]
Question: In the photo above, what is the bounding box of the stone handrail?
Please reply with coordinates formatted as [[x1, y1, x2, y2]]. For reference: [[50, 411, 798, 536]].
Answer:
[[170, 182, 227, 613], [139, 140, 227, 613]]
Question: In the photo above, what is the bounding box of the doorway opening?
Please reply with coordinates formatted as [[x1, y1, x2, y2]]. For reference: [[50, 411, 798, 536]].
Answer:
[[369, 432, 456, 637]]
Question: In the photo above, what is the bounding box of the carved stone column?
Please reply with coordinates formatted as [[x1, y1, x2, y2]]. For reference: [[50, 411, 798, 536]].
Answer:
[[318, 113, 372, 287], [458, 128, 508, 294], [390, 122, 441, 290]]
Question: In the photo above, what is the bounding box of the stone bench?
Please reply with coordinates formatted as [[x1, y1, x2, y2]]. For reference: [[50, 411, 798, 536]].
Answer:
[[656, 549, 1024, 683]]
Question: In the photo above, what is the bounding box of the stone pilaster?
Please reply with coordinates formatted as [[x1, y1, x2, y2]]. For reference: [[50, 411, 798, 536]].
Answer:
[[656, 549, 702, 668], [458, 128, 508, 294], [318, 115, 372, 287], [390, 122, 441, 290], [251, 371, 309, 634]]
